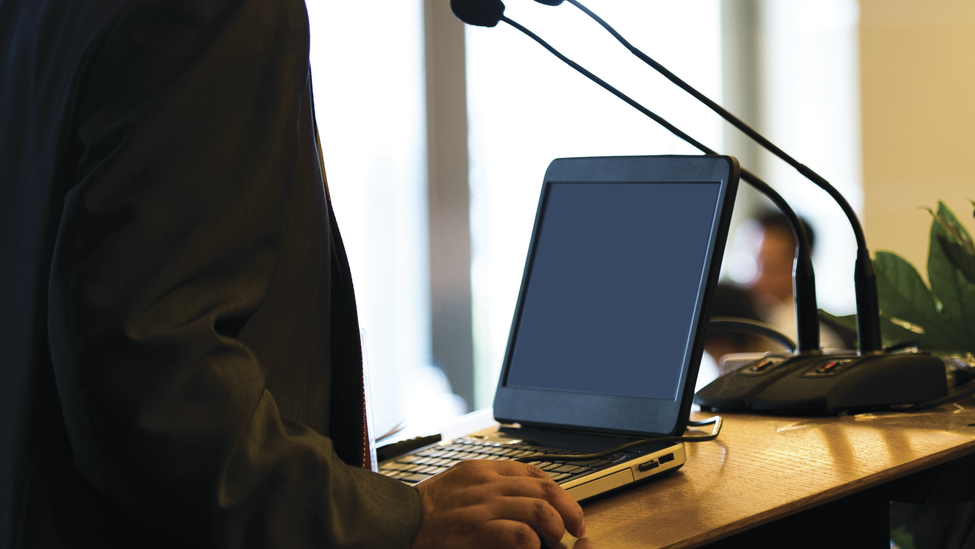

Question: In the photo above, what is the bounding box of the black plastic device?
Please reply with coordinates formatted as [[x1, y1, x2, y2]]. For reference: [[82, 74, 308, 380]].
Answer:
[[493, 155, 739, 436], [695, 352, 948, 414]]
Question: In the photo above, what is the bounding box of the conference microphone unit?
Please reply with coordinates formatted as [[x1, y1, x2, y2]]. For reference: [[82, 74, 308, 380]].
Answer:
[[452, 0, 951, 414]]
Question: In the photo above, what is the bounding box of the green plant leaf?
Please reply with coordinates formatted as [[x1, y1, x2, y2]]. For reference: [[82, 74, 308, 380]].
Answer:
[[820, 311, 856, 334], [937, 234, 975, 288], [827, 203, 975, 355], [819, 310, 940, 350], [926, 204, 975, 346], [874, 251, 965, 351], [928, 202, 975, 288], [929, 200, 975, 252], [878, 315, 937, 348]]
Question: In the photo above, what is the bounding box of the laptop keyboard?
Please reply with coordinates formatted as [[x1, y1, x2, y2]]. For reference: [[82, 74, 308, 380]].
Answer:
[[379, 436, 631, 485]]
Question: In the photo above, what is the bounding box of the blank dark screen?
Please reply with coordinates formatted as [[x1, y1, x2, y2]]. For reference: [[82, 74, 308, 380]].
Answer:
[[504, 181, 721, 400]]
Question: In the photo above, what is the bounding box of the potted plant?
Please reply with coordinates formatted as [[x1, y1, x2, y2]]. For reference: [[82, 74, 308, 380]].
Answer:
[[825, 201, 975, 357]]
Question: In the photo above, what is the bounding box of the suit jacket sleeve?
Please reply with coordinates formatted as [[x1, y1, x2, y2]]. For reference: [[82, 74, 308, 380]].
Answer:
[[45, 0, 422, 546]]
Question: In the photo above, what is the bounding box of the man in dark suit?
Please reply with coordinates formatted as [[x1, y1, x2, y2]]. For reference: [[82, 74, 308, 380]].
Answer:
[[0, 0, 585, 547]]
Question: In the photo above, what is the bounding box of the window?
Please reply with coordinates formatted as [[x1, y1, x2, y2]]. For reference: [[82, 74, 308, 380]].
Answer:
[[307, 2, 431, 438]]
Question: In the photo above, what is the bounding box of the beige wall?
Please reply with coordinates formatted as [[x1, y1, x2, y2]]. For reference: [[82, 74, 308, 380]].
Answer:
[[860, 0, 975, 274]]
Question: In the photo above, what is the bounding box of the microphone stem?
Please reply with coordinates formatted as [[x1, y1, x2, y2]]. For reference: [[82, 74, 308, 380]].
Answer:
[[500, 17, 708, 154], [502, 15, 821, 352], [742, 170, 820, 353], [855, 250, 883, 352], [563, 0, 880, 352], [565, 0, 866, 251]]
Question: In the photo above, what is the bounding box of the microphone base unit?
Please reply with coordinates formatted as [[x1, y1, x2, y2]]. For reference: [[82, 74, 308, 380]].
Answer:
[[694, 352, 949, 415]]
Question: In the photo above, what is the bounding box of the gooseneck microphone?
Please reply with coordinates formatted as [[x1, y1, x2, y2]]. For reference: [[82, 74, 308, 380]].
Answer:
[[450, 0, 505, 27], [452, 0, 952, 414], [530, 0, 882, 355], [449, 0, 822, 354]]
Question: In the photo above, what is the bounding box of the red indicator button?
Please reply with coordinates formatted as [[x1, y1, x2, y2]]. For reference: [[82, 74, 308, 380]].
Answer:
[[751, 358, 779, 372]]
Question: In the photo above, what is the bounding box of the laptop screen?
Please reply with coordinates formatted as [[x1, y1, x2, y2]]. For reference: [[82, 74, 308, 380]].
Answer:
[[503, 181, 721, 401], [493, 156, 738, 437]]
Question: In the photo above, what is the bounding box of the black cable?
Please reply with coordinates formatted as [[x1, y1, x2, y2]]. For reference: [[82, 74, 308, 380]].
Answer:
[[514, 416, 722, 463], [555, 0, 883, 353], [501, 16, 706, 152], [562, 0, 863, 252], [499, 17, 807, 249], [907, 383, 975, 412], [884, 342, 922, 353], [708, 317, 797, 352], [500, 14, 823, 353]]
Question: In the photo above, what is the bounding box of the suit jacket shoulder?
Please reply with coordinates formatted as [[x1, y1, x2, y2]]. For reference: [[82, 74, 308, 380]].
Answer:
[[0, 1, 421, 547]]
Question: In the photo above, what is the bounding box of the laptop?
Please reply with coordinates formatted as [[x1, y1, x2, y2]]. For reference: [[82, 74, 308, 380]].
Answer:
[[380, 155, 739, 501]]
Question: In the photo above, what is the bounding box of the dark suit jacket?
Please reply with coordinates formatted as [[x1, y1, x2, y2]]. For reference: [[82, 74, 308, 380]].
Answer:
[[0, 0, 422, 546]]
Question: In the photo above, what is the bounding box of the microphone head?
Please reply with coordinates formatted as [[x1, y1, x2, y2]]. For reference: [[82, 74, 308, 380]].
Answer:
[[534, 0, 565, 5], [450, 0, 505, 27]]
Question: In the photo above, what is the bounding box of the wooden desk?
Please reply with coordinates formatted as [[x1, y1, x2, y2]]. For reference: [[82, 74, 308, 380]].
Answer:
[[563, 402, 975, 548]]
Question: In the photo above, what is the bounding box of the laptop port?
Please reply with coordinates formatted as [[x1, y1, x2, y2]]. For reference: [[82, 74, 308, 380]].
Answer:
[[638, 460, 659, 472], [659, 453, 675, 464]]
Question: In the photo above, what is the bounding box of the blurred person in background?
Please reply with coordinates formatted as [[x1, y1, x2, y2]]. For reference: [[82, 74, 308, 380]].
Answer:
[[699, 213, 853, 389], [737, 212, 850, 351]]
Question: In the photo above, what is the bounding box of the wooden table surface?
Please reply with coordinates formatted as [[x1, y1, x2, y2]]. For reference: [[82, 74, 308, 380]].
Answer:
[[560, 401, 975, 548]]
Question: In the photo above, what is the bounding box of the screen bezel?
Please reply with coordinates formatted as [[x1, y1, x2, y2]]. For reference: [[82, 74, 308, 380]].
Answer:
[[492, 155, 739, 437]]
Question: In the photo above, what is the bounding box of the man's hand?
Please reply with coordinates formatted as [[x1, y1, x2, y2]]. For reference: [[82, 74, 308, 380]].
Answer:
[[411, 460, 586, 549]]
